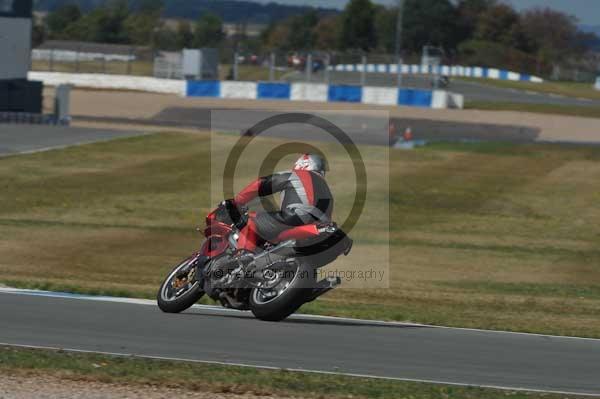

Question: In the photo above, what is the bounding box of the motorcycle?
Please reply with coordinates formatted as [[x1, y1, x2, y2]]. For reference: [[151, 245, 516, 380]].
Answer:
[[157, 200, 353, 321]]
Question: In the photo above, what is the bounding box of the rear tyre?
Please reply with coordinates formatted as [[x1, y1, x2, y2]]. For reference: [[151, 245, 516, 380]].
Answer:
[[249, 261, 315, 322], [157, 256, 205, 313]]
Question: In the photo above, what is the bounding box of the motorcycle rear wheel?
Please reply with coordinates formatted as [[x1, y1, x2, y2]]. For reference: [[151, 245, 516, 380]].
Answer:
[[249, 261, 315, 321], [157, 255, 205, 313]]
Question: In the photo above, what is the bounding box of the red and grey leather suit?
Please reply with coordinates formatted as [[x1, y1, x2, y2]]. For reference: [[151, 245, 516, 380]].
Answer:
[[234, 170, 333, 251]]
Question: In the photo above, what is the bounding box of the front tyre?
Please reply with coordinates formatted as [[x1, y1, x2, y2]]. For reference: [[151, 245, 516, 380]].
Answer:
[[157, 255, 205, 313], [249, 261, 315, 322]]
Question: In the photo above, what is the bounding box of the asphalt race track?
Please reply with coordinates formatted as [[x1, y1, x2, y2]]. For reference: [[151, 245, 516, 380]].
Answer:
[[1, 289, 599, 396], [0, 125, 145, 157], [0, 109, 597, 396], [77, 106, 541, 144]]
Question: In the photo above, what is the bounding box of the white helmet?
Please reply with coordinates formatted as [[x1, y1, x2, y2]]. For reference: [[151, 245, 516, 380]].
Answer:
[[293, 153, 329, 176]]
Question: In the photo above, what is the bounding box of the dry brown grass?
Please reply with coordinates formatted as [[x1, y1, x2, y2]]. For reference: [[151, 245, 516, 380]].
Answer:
[[1, 134, 600, 336]]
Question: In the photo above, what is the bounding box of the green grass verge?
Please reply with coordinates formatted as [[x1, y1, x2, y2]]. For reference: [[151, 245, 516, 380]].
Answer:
[[219, 64, 291, 81], [465, 101, 600, 118], [31, 60, 155, 77], [458, 78, 600, 101], [437, 281, 600, 300], [0, 346, 586, 399], [32, 60, 290, 82]]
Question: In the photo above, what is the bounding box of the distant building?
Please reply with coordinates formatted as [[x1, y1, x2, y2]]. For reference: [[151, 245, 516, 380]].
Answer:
[[0, 0, 32, 81], [0, 0, 43, 114]]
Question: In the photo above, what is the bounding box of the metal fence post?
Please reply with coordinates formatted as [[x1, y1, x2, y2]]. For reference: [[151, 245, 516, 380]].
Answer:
[[49, 48, 54, 72], [361, 55, 367, 86], [324, 53, 330, 84], [234, 51, 239, 81], [127, 47, 133, 75], [269, 52, 275, 82], [306, 53, 312, 82], [397, 57, 402, 88], [75, 46, 80, 73], [54, 84, 72, 125]]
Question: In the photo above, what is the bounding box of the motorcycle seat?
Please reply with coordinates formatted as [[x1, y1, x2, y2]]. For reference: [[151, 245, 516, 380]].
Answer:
[[274, 223, 320, 242]]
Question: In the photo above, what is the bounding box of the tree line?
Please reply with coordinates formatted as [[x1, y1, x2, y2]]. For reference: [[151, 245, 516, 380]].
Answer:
[[34, 0, 335, 24], [35, 0, 598, 76], [262, 0, 597, 76], [36, 0, 222, 50]]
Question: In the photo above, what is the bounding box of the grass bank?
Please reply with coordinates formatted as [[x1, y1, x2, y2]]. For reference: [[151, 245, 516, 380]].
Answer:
[[31, 59, 154, 77], [1, 133, 600, 337], [31, 60, 290, 82], [0, 346, 587, 399], [458, 78, 600, 101], [465, 100, 600, 119]]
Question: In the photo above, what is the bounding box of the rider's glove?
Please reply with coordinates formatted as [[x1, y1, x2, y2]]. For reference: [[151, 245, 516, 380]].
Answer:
[[217, 199, 241, 226]]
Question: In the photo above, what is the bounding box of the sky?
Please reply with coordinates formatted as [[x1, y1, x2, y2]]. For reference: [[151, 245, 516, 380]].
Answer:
[[248, 0, 600, 26]]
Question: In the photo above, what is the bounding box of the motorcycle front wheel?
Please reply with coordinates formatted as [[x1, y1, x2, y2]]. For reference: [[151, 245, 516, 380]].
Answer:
[[249, 261, 315, 322], [157, 255, 205, 313]]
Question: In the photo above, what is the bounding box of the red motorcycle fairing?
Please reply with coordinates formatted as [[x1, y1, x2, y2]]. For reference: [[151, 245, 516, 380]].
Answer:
[[201, 205, 322, 257], [200, 236, 229, 258], [205, 208, 219, 225], [200, 221, 233, 258]]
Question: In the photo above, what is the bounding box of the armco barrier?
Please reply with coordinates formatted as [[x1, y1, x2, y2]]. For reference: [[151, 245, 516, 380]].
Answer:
[[25, 72, 463, 109], [398, 89, 433, 107], [186, 80, 464, 109], [186, 80, 219, 97], [327, 85, 362, 103], [329, 64, 544, 83], [257, 82, 291, 99]]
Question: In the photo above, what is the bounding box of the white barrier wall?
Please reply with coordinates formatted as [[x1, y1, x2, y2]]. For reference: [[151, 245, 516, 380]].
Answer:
[[488, 69, 500, 79], [28, 72, 185, 95], [508, 72, 520, 81], [0, 18, 32, 80], [330, 64, 544, 83], [362, 86, 398, 106], [220, 81, 257, 99], [431, 90, 449, 109], [448, 93, 465, 109], [290, 82, 328, 102], [29, 72, 465, 109]]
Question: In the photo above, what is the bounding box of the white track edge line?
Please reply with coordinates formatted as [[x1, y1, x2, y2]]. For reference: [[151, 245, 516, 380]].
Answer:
[[0, 342, 598, 397], [1, 287, 599, 342]]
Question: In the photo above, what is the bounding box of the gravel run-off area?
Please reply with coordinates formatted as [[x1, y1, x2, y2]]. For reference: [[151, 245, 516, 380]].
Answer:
[[0, 371, 304, 399]]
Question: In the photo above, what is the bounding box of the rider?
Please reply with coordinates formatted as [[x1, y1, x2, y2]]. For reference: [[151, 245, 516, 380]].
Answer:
[[232, 154, 333, 252]]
